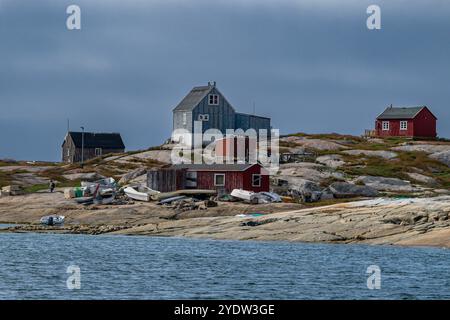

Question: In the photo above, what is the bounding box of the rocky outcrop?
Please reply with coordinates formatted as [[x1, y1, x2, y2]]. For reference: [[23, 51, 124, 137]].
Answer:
[[316, 154, 346, 168], [63, 172, 105, 181], [393, 144, 450, 167], [342, 149, 398, 159], [329, 182, 379, 198], [281, 136, 347, 151], [406, 172, 437, 185], [118, 167, 147, 185], [430, 150, 450, 167], [353, 175, 416, 192]]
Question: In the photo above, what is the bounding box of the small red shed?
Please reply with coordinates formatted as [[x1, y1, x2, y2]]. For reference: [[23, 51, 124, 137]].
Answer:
[[147, 163, 270, 194], [375, 106, 437, 138]]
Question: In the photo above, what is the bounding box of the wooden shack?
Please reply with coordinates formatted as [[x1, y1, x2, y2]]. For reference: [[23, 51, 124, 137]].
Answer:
[[147, 163, 269, 194]]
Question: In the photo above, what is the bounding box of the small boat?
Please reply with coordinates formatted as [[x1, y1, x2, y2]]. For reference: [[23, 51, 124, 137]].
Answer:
[[74, 196, 94, 204], [151, 189, 216, 201], [257, 192, 282, 203], [40, 215, 65, 226], [231, 189, 258, 203], [124, 186, 159, 202], [158, 195, 187, 205], [93, 193, 116, 205]]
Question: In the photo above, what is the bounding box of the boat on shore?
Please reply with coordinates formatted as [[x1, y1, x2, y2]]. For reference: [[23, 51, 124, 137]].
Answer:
[[124, 186, 160, 202], [40, 215, 65, 226]]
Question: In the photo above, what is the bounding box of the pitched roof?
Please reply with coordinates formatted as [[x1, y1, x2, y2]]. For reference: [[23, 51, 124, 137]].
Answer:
[[172, 85, 213, 112], [376, 106, 432, 120], [67, 132, 125, 149], [169, 163, 259, 171]]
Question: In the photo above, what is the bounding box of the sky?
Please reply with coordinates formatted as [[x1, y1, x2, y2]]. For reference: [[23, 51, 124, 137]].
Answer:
[[0, 0, 449, 161]]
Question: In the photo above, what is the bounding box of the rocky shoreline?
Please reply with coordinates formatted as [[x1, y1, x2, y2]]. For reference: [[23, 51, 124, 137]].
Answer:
[[1, 192, 450, 249]]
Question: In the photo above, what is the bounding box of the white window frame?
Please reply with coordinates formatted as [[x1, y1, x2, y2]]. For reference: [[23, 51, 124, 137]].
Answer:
[[95, 148, 102, 156], [208, 94, 219, 105], [214, 173, 225, 187], [182, 112, 187, 125], [400, 120, 408, 131], [198, 114, 210, 121], [252, 174, 262, 187], [382, 121, 390, 131]]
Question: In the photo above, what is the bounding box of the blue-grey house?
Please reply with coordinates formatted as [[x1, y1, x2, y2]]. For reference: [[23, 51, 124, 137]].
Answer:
[[172, 82, 271, 136]]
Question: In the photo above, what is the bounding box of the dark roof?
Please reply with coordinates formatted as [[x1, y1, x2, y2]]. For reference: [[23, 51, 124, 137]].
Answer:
[[66, 132, 125, 149], [235, 112, 271, 121], [169, 163, 259, 171], [172, 85, 213, 112], [376, 106, 434, 120]]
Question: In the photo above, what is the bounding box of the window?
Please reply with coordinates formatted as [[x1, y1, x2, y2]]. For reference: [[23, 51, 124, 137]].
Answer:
[[252, 174, 261, 187], [198, 114, 209, 121], [182, 112, 187, 125], [208, 94, 219, 105], [382, 121, 390, 131], [67, 148, 70, 157], [400, 121, 408, 130], [95, 148, 102, 156], [214, 173, 225, 186]]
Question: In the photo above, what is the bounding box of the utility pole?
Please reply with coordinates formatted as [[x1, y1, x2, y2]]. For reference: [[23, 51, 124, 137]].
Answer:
[[80, 126, 85, 168]]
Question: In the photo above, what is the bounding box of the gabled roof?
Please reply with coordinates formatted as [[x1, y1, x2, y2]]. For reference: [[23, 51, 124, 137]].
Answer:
[[172, 85, 213, 112], [376, 106, 436, 120], [66, 132, 125, 149], [169, 163, 259, 172]]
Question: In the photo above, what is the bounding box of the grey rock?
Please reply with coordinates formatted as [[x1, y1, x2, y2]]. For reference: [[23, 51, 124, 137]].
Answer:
[[119, 167, 148, 185], [329, 182, 379, 198], [354, 176, 415, 192]]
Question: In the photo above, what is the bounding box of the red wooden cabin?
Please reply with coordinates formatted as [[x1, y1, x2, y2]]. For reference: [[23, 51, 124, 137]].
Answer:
[[375, 106, 437, 138], [147, 163, 270, 194]]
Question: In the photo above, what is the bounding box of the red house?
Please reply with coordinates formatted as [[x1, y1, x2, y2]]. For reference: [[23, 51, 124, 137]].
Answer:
[[147, 163, 270, 194], [375, 106, 437, 138]]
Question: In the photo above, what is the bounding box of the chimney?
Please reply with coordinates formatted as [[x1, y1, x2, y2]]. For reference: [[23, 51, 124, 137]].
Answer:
[[208, 81, 216, 87], [389, 104, 393, 108]]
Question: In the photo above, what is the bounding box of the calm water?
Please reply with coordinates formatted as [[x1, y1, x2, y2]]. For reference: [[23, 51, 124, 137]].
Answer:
[[0, 232, 449, 299]]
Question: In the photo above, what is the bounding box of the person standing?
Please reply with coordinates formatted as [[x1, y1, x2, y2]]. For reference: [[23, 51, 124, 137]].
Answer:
[[49, 180, 56, 193]]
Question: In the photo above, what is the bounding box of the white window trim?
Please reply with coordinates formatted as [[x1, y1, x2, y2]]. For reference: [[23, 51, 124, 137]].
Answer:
[[214, 173, 225, 187], [400, 120, 408, 131], [182, 112, 187, 126], [382, 121, 390, 131], [252, 174, 262, 187], [198, 114, 210, 121], [95, 148, 102, 156], [208, 94, 219, 105]]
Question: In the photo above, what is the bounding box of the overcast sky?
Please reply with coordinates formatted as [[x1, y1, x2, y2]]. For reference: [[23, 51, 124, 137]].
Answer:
[[1, 0, 449, 161]]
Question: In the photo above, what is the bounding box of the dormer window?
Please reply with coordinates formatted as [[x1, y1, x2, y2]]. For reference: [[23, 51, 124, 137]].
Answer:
[[208, 94, 219, 105]]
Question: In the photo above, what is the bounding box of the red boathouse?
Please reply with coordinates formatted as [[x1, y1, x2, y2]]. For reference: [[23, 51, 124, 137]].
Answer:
[[147, 163, 270, 194], [375, 105, 437, 138]]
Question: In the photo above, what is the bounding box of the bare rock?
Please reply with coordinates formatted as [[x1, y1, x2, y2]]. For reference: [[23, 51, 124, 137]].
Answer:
[[63, 172, 105, 181], [316, 154, 346, 168], [329, 182, 379, 198], [354, 175, 415, 192], [342, 149, 398, 159], [406, 172, 437, 185], [119, 167, 147, 185]]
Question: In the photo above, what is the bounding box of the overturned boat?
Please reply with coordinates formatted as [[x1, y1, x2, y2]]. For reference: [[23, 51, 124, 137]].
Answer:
[[231, 189, 258, 203], [124, 186, 160, 202], [40, 215, 65, 226]]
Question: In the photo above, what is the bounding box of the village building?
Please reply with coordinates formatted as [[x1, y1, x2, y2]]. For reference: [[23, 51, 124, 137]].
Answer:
[[62, 131, 125, 163], [172, 82, 271, 140], [375, 105, 437, 138], [147, 163, 269, 194]]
